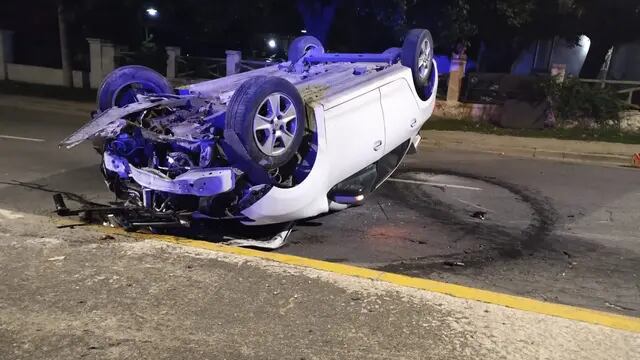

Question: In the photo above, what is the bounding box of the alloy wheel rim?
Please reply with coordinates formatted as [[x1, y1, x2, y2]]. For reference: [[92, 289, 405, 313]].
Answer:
[[253, 92, 298, 156], [417, 38, 432, 80]]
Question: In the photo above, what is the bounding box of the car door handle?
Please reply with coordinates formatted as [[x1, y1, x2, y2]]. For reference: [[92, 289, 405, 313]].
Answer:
[[373, 140, 383, 151]]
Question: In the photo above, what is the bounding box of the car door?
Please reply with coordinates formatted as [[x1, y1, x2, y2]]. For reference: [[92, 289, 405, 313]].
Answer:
[[323, 89, 385, 184], [380, 79, 421, 151]]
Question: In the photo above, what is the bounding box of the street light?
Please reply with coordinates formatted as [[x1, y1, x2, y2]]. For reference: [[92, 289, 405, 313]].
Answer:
[[267, 39, 277, 49], [143, 7, 159, 41], [146, 7, 159, 17], [300, 29, 307, 33]]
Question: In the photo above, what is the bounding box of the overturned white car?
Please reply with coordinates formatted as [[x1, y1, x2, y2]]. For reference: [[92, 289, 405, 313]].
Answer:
[[60, 29, 437, 228]]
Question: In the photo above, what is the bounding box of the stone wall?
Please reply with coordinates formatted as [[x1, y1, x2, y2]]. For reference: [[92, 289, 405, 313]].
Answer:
[[434, 101, 503, 122], [620, 111, 640, 132], [6, 63, 87, 88]]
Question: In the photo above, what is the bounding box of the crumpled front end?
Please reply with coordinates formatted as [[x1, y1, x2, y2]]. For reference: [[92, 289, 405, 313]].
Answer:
[[60, 95, 282, 222]]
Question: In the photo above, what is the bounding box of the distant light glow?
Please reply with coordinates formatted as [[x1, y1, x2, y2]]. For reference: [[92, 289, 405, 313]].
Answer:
[[300, 29, 307, 33], [146, 7, 159, 17], [267, 39, 276, 49], [579, 35, 591, 54]]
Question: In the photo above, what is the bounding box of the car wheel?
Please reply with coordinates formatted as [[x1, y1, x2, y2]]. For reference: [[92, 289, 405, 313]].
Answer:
[[226, 76, 306, 170], [97, 65, 173, 112], [401, 29, 434, 100], [287, 35, 325, 64]]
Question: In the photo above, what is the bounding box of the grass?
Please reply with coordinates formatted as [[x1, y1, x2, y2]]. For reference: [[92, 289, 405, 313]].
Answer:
[[0, 80, 96, 102], [423, 117, 640, 145]]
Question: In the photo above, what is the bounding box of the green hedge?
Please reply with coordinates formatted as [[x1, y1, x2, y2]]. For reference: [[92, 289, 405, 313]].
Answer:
[[538, 77, 625, 127]]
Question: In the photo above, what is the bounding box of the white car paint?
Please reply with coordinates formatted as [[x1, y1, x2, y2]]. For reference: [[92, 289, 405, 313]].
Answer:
[[240, 61, 438, 225]]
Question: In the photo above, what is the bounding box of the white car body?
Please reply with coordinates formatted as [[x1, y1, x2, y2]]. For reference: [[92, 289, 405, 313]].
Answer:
[[60, 31, 437, 232], [184, 60, 438, 225]]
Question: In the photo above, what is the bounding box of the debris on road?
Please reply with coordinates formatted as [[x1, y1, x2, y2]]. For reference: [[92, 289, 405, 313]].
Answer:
[[51, 193, 294, 250], [605, 302, 636, 312], [444, 261, 465, 267], [56, 222, 93, 229], [222, 223, 294, 250], [47, 256, 65, 261], [377, 201, 390, 221], [471, 211, 487, 220]]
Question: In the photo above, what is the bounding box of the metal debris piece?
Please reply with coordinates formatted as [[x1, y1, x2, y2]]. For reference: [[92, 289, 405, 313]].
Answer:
[[53, 193, 70, 216], [605, 302, 636, 312], [444, 261, 465, 267], [471, 211, 487, 220], [222, 223, 295, 250], [56, 223, 88, 229]]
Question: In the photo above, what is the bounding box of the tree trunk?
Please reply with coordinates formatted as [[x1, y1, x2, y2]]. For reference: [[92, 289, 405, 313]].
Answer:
[[57, 2, 73, 87]]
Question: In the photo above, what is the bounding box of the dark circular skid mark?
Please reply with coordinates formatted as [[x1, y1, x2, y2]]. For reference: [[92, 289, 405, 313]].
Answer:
[[376, 168, 559, 271]]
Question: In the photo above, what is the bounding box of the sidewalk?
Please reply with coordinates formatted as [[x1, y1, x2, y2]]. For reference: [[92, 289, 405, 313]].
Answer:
[[0, 212, 638, 359], [421, 130, 639, 166]]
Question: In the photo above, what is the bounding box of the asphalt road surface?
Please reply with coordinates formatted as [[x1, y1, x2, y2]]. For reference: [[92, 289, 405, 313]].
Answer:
[[1, 104, 639, 317]]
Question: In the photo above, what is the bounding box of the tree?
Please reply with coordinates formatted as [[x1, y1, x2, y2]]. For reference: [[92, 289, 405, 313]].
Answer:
[[570, 0, 640, 77], [296, 0, 339, 44], [407, 0, 579, 71], [57, 1, 73, 87], [296, 0, 413, 49]]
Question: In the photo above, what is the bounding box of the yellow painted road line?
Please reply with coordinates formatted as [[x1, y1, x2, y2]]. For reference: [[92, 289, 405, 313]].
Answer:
[[90, 224, 640, 333]]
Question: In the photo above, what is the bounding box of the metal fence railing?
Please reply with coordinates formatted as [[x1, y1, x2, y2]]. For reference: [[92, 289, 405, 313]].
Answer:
[[176, 56, 227, 80], [115, 51, 167, 74], [175, 56, 279, 81], [460, 73, 540, 104], [114, 51, 138, 67], [238, 58, 282, 72], [579, 79, 640, 106]]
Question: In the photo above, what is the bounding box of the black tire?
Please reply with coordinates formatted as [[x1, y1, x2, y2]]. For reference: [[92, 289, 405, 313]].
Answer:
[[401, 29, 434, 100], [287, 35, 325, 63], [383, 47, 401, 55], [383, 47, 402, 62], [226, 76, 306, 170], [97, 65, 173, 112]]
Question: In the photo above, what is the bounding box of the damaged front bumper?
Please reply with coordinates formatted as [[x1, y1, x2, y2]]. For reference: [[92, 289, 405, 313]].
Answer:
[[59, 94, 276, 223], [104, 152, 239, 198]]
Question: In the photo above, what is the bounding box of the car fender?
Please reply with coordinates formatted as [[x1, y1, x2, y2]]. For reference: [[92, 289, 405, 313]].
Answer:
[[240, 105, 331, 225]]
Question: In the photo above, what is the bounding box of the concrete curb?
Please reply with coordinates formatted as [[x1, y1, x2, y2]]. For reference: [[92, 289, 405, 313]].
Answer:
[[421, 130, 639, 167]]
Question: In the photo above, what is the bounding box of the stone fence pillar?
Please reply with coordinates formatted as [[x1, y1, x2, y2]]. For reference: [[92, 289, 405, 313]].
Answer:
[[87, 38, 103, 89], [447, 57, 467, 103], [165, 46, 181, 80], [226, 50, 241, 76], [0, 30, 14, 81], [101, 42, 116, 76], [87, 38, 118, 89], [550, 63, 567, 83]]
